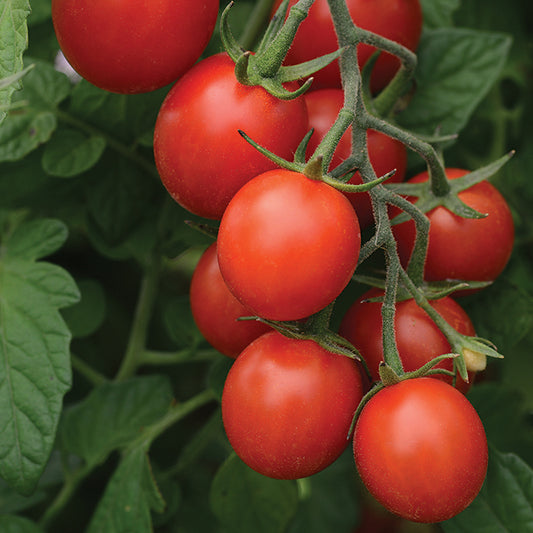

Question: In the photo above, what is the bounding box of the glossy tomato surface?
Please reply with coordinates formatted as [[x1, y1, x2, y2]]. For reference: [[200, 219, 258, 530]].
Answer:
[[154, 53, 309, 219], [339, 289, 476, 392], [222, 331, 364, 479], [392, 169, 515, 284], [52, 0, 219, 94], [272, 0, 422, 92], [217, 169, 361, 321], [189, 243, 271, 358], [353, 378, 488, 523], [305, 89, 406, 228]]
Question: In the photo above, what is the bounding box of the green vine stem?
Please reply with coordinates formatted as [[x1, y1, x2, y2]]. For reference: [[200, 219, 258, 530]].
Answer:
[[71, 353, 108, 386], [114, 252, 161, 381], [238, 0, 277, 52]]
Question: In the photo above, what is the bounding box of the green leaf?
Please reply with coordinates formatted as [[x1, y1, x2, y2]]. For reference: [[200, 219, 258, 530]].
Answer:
[[61, 279, 107, 339], [42, 127, 106, 177], [0, 515, 44, 533], [0, 218, 78, 495], [287, 451, 359, 533], [60, 375, 173, 469], [420, 0, 460, 28], [0, 60, 71, 161], [398, 28, 512, 136], [441, 448, 533, 532], [0, 0, 31, 125], [210, 454, 299, 533], [87, 447, 165, 533]]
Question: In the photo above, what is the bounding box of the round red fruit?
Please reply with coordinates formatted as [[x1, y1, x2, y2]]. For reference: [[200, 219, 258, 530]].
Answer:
[[154, 53, 309, 219], [190, 243, 271, 358], [305, 88, 406, 228], [217, 169, 361, 321], [222, 331, 364, 479], [52, 0, 219, 94], [353, 378, 488, 523]]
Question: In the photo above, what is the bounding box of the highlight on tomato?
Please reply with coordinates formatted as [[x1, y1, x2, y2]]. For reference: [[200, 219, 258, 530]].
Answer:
[[153, 53, 309, 220], [304, 88, 407, 228], [51, 0, 219, 94], [392, 168, 515, 286], [217, 169, 361, 321], [339, 289, 476, 392], [272, 0, 423, 92], [222, 331, 364, 479], [353, 378, 488, 523], [189, 242, 271, 358]]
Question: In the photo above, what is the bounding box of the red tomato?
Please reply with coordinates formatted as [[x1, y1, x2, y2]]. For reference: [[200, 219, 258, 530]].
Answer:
[[51, 0, 219, 94], [153, 53, 309, 219], [339, 289, 476, 392], [272, 0, 422, 92], [217, 169, 361, 321], [392, 168, 515, 285], [222, 331, 364, 479], [189, 243, 271, 358], [353, 378, 488, 523], [304, 89, 407, 228]]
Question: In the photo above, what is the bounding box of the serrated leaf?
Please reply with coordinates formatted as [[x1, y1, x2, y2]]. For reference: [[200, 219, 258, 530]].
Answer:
[[0, 515, 44, 533], [0, 0, 31, 125], [60, 375, 173, 469], [441, 448, 533, 532], [420, 0, 460, 28], [0, 218, 78, 495], [0, 60, 71, 161], [398, 28, 511, 136], [42, 127, 106, 177], [87, 447, 165, 533], [210, 454, 299, 533]]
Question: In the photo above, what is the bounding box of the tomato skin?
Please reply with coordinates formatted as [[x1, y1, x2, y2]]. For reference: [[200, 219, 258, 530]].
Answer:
[[392, 169, 515, 285], [304, 89, 406, 228], [153, 53, 309, 220], [272, 0, 422, 92], [217, 169, 361, 321], [51, 0, 219, 94], [222, 331, 364, 479], [189, 243, 271, 358], [353, 378, 488, 523], [339, 289, 476, 392]]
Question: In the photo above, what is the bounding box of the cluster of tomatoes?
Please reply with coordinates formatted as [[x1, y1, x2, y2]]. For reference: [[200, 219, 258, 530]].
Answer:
[[52, 0, 515, 525]]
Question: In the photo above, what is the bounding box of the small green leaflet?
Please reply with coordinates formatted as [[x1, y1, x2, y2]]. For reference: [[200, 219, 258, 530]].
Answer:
[[0, 514, 44, 533], [0, 218, 79, 495], [0, 0, 31, 125], [86, 447, 165, 533]]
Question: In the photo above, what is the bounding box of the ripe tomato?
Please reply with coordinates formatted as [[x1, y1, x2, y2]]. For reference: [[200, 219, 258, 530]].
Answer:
[[51, 0, 219, 94], [304, 89, 406, 228], [153, 53, 309, 220], [217, 169, 361, 321], [392, 168, 515, 285], [339, 289, 476, 392], [272, 0, 422, 92], [189, 243, 271, 358], [222, 331, 364, 479], [353, 378, 488, 523]]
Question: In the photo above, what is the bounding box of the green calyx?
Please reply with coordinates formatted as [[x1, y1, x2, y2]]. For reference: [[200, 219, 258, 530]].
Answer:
[[220, 0, 346, 100]]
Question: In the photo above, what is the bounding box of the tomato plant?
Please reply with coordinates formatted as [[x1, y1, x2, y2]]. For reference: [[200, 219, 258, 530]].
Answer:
[[189, 242, 271, 358], [217, 169, 361, 321], [51, 0, 219, 94], [339, 288, 476, 391], [353, 378, 488, 523], [222, 331, 364, 479], [305, 88, 407, 228], [153, 52, 309, 219], [272, 0, 423, 92], [392, 168, 515, 285], [0, 1, 532, 532]]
